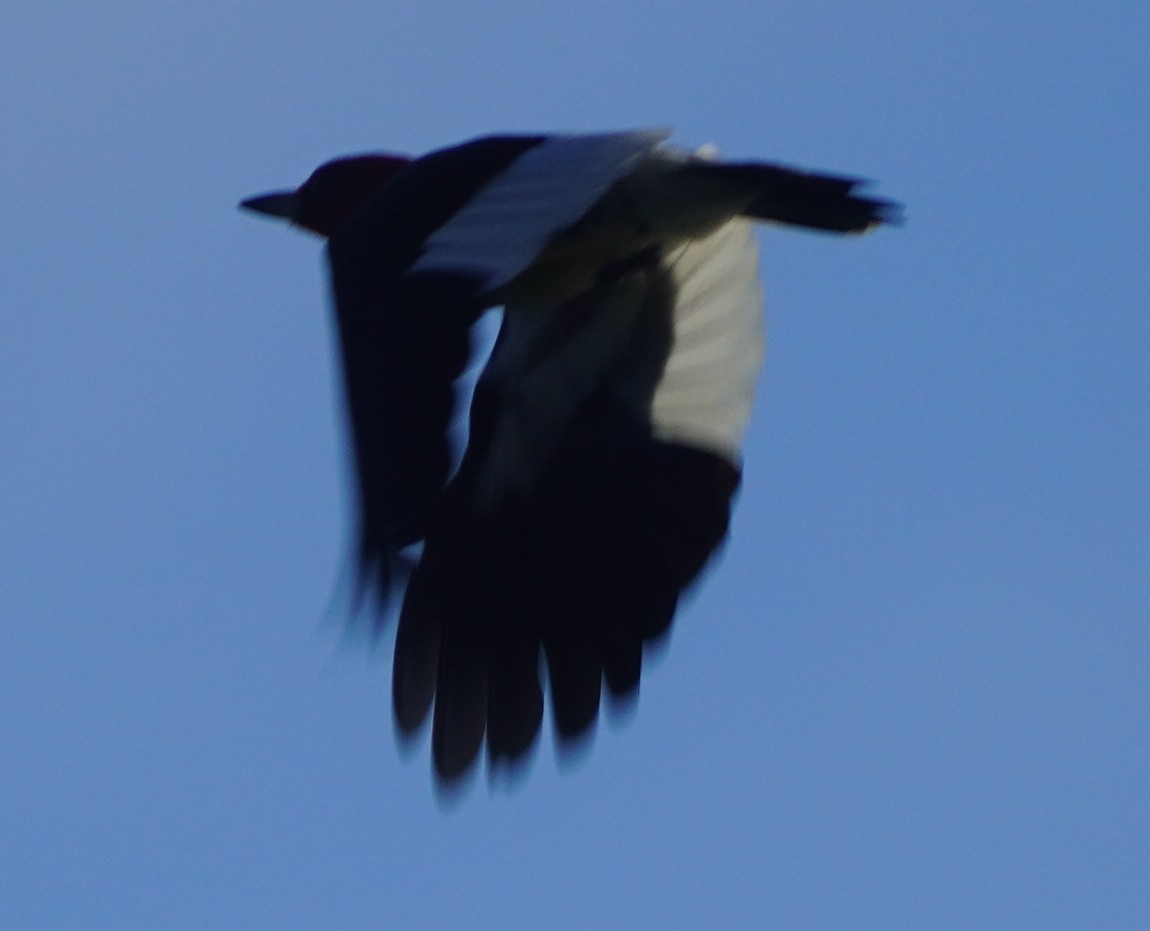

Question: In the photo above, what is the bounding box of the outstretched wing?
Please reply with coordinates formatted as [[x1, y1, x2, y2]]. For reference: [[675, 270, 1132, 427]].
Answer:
[[326, 130, 673, 612], [327, 264, 482, 610], [392, 219, 764, 785], [326, 136, 542, 606]]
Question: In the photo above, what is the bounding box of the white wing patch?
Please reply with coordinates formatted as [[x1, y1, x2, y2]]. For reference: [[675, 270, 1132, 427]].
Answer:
[[475, 219, 763, 506], [649, 219, 765, 462], [407, 130, 671, 292]]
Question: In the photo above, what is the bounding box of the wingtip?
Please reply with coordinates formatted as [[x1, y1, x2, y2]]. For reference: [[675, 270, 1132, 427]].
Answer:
[[871, 195, 906, 229], [841, 177, 905, 232], [886, 206, 907, 228]]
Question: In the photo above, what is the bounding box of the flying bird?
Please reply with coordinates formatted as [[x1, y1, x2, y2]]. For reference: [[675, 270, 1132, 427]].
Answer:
[[241, 130, 899, 787]]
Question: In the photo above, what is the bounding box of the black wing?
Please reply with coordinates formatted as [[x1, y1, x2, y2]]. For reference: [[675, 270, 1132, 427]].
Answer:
[[396, 391, 741, 785], [325, 136, 550, 610], [327, 264, 481, 607], [393, 222, 761, 787]]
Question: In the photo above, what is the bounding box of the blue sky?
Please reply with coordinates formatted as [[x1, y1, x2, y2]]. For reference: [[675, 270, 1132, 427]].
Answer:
[[3, 2, 1148, 927]]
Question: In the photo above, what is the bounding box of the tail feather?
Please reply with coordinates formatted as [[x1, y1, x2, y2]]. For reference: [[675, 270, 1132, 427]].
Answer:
[[698, 162, 902, 234]]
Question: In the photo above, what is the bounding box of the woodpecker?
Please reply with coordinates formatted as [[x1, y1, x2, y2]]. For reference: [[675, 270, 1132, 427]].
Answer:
[[241, 129, 899, 787]]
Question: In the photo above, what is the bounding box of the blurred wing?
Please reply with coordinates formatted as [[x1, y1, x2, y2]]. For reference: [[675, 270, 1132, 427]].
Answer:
[[394, 219, 761, 785], [323, 136, 550, 608], [327, 263, 482, 610], [324, 130, 672, 611]]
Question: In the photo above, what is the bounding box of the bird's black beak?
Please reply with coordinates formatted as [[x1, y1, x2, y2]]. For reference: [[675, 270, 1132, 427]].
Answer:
[[239, 190, 300, 220]]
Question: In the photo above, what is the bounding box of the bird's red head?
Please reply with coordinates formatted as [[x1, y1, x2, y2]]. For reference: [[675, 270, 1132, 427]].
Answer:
[[241, 154, 413, 237]]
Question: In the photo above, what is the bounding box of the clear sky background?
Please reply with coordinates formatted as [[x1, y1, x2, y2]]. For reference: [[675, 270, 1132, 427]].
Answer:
[[3, 2, 1148, 928]]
